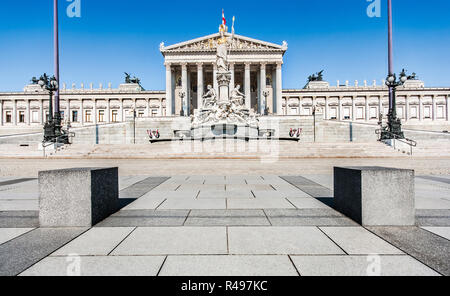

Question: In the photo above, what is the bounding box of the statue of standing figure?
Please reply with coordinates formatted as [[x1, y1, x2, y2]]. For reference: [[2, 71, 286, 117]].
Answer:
[[216, 22, 232, 72]]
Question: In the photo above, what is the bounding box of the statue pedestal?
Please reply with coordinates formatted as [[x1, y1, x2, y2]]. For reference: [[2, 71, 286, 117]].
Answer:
[[217, 71, 232, 104]]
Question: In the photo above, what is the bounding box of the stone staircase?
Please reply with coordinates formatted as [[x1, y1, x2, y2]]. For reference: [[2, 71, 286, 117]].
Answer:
[[48, 141, 409, 159]]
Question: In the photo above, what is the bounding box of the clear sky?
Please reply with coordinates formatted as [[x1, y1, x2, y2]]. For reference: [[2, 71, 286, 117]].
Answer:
[[0, 0, 449, 92]]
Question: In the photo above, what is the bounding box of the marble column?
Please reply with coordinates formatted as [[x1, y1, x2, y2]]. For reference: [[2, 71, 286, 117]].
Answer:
[[338, 96, 342, 121], [165, 63, 173, 116], [419, 95, 423, 121], [379, 96, 383, 118], [106, 99, 111, 123], [93, 99, 97, 124], [213, 64, 218, 94], [229, 63, 235, 96], [405, 95, 409, 122], [244, 63, 251, 110], [197, 63, 204, 109], [159, 99, 164, 116], [13, 100, 17, 125], [120, 99, 124, 122], [181, 63, 188, 116], [260, 63, 267, 114], [0, 100, 3, 126], [80, 99, 84, 125], [447, 95, 450, 122], [40, 100, 44, 124], [66, 100, 70, 123], [324, 97, 328, 119], [146, 99, 150, 117], [352, 96, 356, 121], [365, 96, 369, 122], [432, 95, 436, 121], [26, 100, 31, 125], [276, 62, 283, 115]]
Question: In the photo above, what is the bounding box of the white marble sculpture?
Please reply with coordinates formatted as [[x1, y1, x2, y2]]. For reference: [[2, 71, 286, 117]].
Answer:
[[191, 21, 259, 129]]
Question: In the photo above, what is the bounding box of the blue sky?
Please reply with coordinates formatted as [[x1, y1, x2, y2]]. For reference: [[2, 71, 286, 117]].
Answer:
[[0, 0, 449, 91]]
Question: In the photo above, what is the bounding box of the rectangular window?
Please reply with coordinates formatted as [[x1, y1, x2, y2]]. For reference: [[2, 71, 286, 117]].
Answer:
[[32, 111, 39, 123], [410, 106, 417, 119], [98, 110, 105, 122], [6, 111, 12, 123], [330, 108, 337, 120], [19, 111, 25, 123], [370, 107, 378, 119], [60, 111, 64, 120], [397, 107, 403, 119], [424, 106, 431, 119], [303, 108, 311, 116], [72, 110, 78, 122], [290, 108, 298, 115], [437, 106, 445, 119], [343, 107, 351, 120], [85, 110, 92, 123], [151, 109, 158, 117], [138, 110, 145, 118], [111, 110, 118, 122], [357, 107, 364, 119]]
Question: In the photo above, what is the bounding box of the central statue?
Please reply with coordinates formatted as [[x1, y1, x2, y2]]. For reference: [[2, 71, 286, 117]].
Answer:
[[191, 12, 258, 130]]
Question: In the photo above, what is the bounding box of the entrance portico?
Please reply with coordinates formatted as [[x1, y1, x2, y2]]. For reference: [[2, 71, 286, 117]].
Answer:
[[160, 33, 287, 116]]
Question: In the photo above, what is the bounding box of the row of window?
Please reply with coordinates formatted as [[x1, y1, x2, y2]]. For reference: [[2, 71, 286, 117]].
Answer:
[[283, 105, 448, 120], [1, 109, 164, 124]]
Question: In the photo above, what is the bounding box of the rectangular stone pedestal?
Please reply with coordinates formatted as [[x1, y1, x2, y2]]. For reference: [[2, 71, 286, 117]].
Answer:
[[39, 167, 119, 227], [334, 167, 415, 226]]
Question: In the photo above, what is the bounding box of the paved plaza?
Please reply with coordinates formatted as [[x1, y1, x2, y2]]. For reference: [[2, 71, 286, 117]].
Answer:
[[0, 173, 449, 276]]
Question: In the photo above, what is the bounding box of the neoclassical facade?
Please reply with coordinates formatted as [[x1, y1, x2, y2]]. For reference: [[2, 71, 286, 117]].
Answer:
[[0, 32, 449, 130]]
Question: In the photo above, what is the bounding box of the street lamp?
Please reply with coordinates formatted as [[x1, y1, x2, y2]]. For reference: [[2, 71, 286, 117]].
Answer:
[[37, 73, 69, 144], [379, 0, 405, 140]]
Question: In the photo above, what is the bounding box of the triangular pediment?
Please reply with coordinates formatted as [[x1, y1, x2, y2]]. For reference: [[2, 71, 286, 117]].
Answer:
[[160, 33, 287, 54]]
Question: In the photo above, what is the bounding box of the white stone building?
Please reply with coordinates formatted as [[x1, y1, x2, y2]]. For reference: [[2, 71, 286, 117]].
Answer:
[[1, 31, 449, 132]]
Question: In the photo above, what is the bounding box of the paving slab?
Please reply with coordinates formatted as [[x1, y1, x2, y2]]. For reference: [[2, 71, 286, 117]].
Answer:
[[158, 198, 226, 210], [287, 197, 331, 209], [415, 196, 450, 210], [143, 190, 199, 200], [51, 227, 135, 256], [228, 227, 345, 255], [422, 227, 450, 240], [0, 200, 38, 211], [151, 183, 181, 191], [0, 211, 39, 228], [121, 196, 166, 210], [281, 176, 333, 198], [226, 184, 274, 191], [198, 190, 253, 199], [417, 209, 450, 227], [320, 227, 404, 255], [20, 256, 166, 276], [179, 184, 225, 192], [0, 227, 87, 276], [291, 255, 439, 276], [0, 193, 39, 200], [119, 177, 169, 199], [0, 228, 34, 245], [95, 210, 189, 227], [184, 210, 270, 226], [252, 190, 311, 199], [368, 226, 450, 276], [159, 255, 298, 276], [265, 209, 358, 227], [227, 198, 295, 209], [111, 227, 227, 255]]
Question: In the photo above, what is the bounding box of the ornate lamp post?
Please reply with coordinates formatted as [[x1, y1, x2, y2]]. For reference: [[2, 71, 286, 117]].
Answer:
[[380, 0, 405, 140], [39, 0, 70, 144]]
